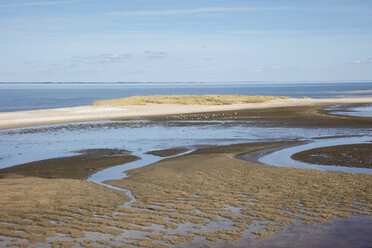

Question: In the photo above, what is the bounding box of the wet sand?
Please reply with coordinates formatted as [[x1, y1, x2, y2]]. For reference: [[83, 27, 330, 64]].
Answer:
[[292, 143, 372, 169], [0, 149, 139, 180], [105, 143, 372, 247], [160, 102, 372, 128], [0, 177, 129, 246], [145, 148, 189, 157], [0, 142, 371, 247]]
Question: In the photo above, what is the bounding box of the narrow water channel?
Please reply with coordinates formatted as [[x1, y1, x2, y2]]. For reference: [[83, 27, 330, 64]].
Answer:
[[259, 136, 372, 174]]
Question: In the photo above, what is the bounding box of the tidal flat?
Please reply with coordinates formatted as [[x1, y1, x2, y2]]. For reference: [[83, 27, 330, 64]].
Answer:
[[0, 101, 371, 247]]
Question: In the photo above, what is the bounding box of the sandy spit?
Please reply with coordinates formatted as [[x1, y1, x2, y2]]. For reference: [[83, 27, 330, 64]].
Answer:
[[1, 97, 372, 130]]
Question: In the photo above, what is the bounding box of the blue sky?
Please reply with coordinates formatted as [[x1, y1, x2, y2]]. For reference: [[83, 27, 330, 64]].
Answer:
[[0, 0, 372, 82]]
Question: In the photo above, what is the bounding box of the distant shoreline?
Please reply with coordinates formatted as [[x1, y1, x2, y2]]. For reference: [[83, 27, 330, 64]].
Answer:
[[1, 80, 372, 84], [0, 96, 372, 130]]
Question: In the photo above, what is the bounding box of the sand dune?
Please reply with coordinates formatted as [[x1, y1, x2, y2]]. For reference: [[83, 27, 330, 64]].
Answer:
[[92, 95, 290, 106]]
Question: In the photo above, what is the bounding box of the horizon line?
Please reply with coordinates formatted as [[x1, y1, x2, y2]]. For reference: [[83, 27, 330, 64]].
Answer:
[[1, 80, 372, 84]]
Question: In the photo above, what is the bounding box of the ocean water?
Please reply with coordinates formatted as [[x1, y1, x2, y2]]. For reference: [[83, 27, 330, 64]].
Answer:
[[0, 81, 371, 112]]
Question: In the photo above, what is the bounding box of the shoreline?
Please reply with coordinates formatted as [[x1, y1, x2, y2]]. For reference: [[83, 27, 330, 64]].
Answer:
[[1, 97, 372, 130]]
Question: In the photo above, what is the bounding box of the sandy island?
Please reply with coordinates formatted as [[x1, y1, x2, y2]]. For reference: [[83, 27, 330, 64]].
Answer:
[[1, 95, 372, 130]]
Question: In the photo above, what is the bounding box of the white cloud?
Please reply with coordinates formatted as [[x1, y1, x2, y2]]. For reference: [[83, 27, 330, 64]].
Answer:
[[302, 5, 372, 14], [0, 0, 81, 8], [109, 7, 290, 16], [143, 51, 167, 59], [72, 51, 167, 64], [253, 66, 280, 72], [352, 59, 372, 64], [228, 29, 332, 36], [99, 54, 131, 63], [74, 54, 132, 64]]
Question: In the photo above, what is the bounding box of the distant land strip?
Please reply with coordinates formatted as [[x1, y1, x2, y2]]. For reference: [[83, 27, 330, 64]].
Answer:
[[92, 95, 291, 106]]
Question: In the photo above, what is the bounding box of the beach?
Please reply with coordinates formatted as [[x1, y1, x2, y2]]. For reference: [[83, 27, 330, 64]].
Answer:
[[0, 96, 371, 247], [1, 97, 372, 130]]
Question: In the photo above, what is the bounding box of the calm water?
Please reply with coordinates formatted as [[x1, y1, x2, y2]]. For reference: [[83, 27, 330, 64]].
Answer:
[[260, 136, 372, 174], [0, 82, 371, 112], [329, 104, 372, 118], [0, 120, 370, 172]]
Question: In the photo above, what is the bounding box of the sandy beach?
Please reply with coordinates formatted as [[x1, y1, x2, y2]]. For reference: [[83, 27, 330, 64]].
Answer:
[[1, 97, 372, 130]]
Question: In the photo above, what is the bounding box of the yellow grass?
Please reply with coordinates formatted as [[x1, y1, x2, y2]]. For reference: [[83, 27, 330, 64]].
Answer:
[[92, 95, 290, 106]]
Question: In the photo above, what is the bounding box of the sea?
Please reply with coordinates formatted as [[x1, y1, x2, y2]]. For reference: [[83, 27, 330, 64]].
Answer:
[[0, 81, 372, 112]]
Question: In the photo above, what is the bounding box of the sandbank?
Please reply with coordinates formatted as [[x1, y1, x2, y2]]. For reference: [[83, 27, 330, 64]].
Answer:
[[1, 96, 372, 130], [292, 143, 372, 168]]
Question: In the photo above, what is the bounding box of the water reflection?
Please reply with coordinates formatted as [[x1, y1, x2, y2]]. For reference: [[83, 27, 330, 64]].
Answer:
[[1, 120, 369, 170], [0, 121, 370, 168], [222, 215, 372, 248], [327, 104, 372, 118]]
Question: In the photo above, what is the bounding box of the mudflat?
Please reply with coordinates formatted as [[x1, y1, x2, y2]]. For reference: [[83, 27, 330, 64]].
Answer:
[[291, 143, 372, 168], [105, 143, 372, 246], [0, 98, 371, 247], [145, 148, 189, 157], [0, 149, 139, 180], [0, 142, 371, 247], [160, 102, 372, 128]]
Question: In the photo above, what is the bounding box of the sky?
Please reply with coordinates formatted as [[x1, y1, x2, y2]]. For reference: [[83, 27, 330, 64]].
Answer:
[[0, 0, 372, 82]]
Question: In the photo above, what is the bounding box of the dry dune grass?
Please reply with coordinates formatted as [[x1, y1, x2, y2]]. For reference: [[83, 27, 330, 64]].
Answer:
[[92, 95, 290, 106]]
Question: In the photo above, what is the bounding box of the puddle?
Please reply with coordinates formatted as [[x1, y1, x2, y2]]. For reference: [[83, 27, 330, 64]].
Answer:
[[223, 215, 372, 248]]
